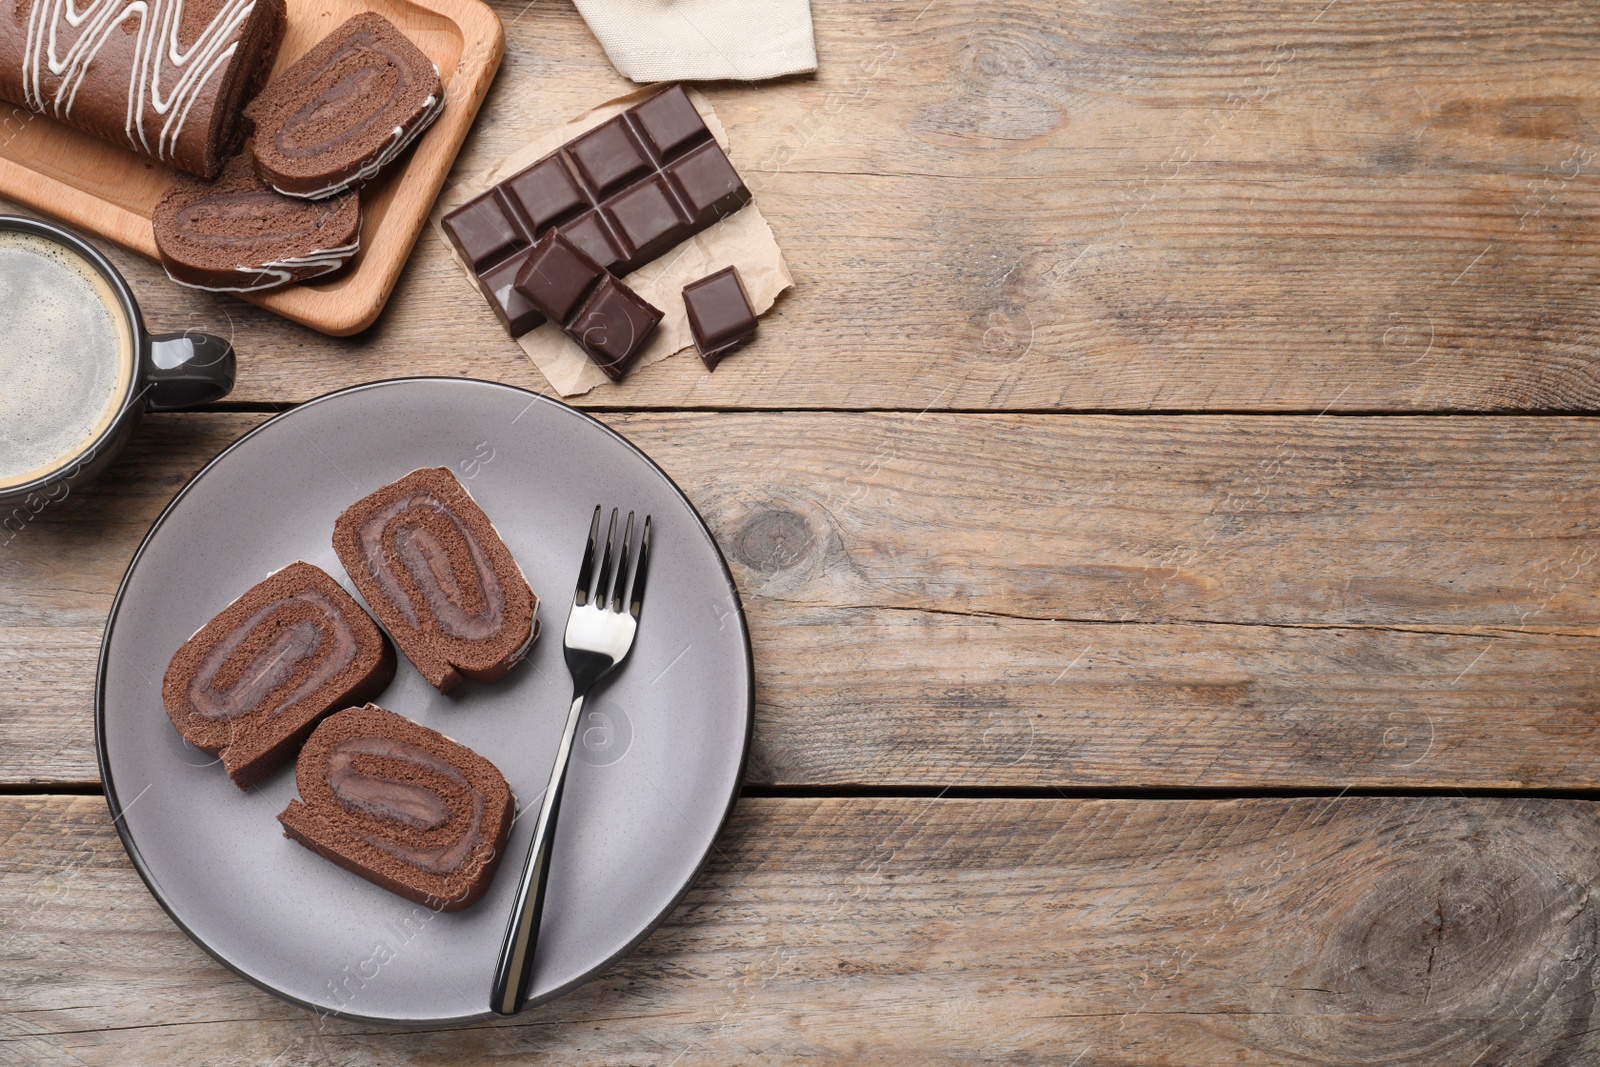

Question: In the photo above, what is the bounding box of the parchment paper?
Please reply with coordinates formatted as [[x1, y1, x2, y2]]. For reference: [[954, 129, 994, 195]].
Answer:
[[435, 86, 792, 396]]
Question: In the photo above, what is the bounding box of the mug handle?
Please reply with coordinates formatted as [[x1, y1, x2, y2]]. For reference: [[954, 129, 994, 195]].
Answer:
[[143, 332, 236, 412]]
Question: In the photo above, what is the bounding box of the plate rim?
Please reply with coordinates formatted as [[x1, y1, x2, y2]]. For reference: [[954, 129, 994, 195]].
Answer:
[[93, 376, 754, 1027]]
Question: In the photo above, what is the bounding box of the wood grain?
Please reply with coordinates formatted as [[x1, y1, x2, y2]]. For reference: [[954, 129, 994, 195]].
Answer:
[[0, 0, 503, 334], [3, 794, 1596, 1065], [5, 0, 1596, 409], [5, 0, 1595, 1057], [4, 411, 1595, 789]]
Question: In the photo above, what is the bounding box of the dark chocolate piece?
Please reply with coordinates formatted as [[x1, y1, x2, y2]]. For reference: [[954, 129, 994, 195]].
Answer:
[[514, 231, 662, 380], [0, 0, 286, 179], [445, 192, 523, 272], [162, 561, 396, 789], [504, 157, 587, 234], [153, 150, 361, 293], [568, 117, 651, 195], [603, 175, 691, 267], [478, 251, 544, 336], [682, 265, 757, 370], [245, 13, 444, 199], [442, 84, 751, 336], [278, 704, 515, 911], [631, 85, 709, 160], [572, 281, 664, 379], [443, 196, 542, 334], [332, 467, 539, 693], [516, 230, 602, 322], [561, 211, 626, 271], [667, 140, 750, 221]]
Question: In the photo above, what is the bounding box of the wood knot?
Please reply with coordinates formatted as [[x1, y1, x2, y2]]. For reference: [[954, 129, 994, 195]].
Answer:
[[730, 509, 816, 575], [1246, 805, 1599, 1064], [911, 30, 1068, 147]]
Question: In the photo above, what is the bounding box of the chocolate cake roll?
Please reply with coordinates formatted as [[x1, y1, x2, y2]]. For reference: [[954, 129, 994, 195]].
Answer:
[[0, 0, 286, 179], [333, 467, 538, 693], [278, 704, 514, 911], [162, 562, 396, 790], [153, 150, 360, 293], [246, 13, 444, 199]]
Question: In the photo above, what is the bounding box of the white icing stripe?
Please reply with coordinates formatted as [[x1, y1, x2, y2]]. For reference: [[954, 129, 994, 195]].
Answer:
[[272, 85, 446, 200], [165, 240, 360, 294], [22, 0, 258, 166]]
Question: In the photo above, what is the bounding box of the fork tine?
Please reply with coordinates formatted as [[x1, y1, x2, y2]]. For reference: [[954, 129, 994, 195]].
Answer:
[[628, 516, 652, 620], [592, 508, 619, 608], [611, 512, 635, 612], [573, 506, 602, 606]]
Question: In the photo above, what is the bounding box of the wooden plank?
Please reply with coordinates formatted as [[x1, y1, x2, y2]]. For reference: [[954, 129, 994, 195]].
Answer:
[[7, 0, 1600, 408], [3, 411, 1595, 788], [2, 794, 1596, 1065], [640, 412, 1600, 628], [749, 608, 1600, 789], [450, 0, 1600, 181]]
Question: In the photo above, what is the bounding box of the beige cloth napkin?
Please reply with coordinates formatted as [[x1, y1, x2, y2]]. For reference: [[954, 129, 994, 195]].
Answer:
[[570, 0, 818, 82], [436, 87, 793, 397]]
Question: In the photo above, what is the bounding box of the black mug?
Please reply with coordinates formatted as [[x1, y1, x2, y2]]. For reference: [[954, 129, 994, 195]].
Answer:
[[0, 214, 235, 512]]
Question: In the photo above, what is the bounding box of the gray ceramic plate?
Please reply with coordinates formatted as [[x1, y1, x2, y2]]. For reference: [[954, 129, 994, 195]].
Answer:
[[96, 378, 752, 1026]]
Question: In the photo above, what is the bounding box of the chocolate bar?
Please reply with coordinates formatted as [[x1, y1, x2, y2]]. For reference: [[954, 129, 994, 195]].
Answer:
[[515, 232, 663, 380], [682, 266, 757, 370], [443, 85, 751, 336]]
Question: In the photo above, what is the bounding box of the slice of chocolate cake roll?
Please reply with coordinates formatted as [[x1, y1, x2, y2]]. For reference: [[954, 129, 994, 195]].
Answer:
[[162, 562, 396, 790], [0, 0, 286, 179], [153, 150, 360, 293], [278, 704, 514, 911], [246, 13, 445, 199], [333, 467, 538, 693]]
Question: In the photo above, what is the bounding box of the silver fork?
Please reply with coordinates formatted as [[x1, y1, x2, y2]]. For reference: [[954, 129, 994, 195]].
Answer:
[[491, 506, 651, 1016]]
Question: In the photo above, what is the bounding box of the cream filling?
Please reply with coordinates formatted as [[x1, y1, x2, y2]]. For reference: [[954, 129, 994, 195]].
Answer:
[[327, 734, 489, 875], [186, 586, 358, 722], [358, 488, 507, 640]]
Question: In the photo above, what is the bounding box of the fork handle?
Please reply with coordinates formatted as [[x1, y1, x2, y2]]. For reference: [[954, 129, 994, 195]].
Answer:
[[491, 689, 588, 1016]]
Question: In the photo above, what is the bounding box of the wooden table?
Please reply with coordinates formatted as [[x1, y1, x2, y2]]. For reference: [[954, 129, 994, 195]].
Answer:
[[4, 1, 1599, 1062]]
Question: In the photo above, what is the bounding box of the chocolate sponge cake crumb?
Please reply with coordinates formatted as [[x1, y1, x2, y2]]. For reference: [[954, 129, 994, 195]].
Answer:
[[333, 467, 538, 693], [162, 562, 396, 790], [246, 13, 445, 199], [278, 704, 515, 911], [153, 149, 361, 293]]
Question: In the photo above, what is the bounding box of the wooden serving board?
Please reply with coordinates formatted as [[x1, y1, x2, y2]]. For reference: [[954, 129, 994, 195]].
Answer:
[[0, 0, 503, 336]]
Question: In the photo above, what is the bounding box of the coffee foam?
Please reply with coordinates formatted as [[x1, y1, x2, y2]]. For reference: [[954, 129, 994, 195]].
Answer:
[[0, 230, 135, 490]]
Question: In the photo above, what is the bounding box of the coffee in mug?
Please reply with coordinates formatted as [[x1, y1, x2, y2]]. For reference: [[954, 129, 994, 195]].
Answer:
[[0, 214, 235, 510], [0, 229, 136, 490]]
